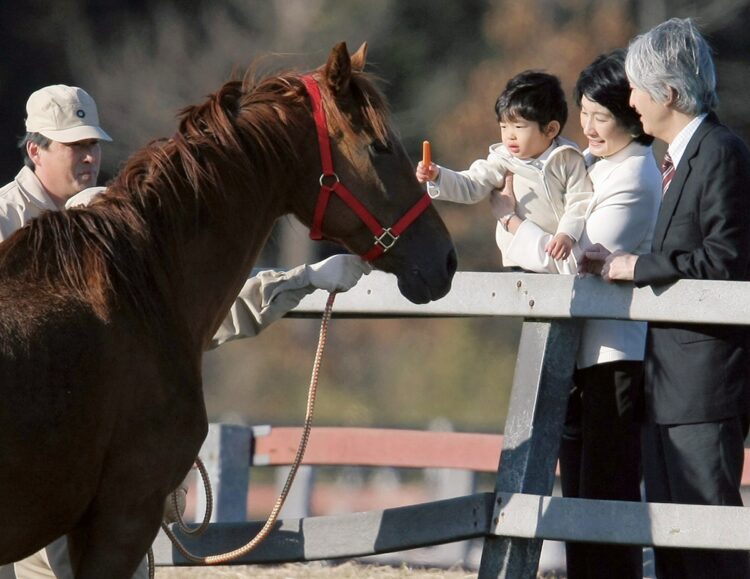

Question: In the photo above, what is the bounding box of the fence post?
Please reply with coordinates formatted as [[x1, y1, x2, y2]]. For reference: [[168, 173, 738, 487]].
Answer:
[[478, 319, 581, 579], [196, 423, 252, 522]]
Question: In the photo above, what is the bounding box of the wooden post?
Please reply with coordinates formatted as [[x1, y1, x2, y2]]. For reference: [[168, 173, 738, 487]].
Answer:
[[196, 423, 252, 522], [478, 319, 581, 578]]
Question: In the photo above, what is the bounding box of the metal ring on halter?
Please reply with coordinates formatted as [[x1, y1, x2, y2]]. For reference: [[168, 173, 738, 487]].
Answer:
[[374, 228, 399, 252], [319, 173, 340, 188]]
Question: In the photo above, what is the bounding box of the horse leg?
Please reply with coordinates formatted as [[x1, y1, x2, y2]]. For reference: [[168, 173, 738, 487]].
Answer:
[[66, 495, 162, 579]]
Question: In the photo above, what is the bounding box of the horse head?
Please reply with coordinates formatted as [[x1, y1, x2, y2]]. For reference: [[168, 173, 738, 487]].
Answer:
[[291, 42, 457, 304]]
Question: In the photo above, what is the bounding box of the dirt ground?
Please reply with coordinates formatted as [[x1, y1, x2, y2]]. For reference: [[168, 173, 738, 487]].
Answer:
[[155, 562, 564, 578], [156, 562, 472, 578]]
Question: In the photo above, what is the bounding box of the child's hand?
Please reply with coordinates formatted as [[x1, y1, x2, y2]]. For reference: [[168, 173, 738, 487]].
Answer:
[[545, 233, 574, 260], [416, 161, 438, 183]]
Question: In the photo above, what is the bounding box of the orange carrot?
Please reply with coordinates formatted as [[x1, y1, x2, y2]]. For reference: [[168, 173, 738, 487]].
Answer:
[[422, 140, 431, 168]]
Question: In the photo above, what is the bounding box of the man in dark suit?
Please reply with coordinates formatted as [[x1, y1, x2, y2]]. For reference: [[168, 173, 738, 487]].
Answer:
[[581, 17, 750, 579]]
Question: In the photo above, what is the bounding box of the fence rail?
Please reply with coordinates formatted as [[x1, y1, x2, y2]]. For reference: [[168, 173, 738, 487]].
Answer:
[[153, 271, 750, 577]]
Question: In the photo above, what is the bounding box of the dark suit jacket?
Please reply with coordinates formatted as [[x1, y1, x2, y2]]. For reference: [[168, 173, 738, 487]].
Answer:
[[634, 114, 750, 425]]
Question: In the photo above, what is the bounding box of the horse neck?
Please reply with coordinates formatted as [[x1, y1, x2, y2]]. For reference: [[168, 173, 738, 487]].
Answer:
[[171, 195, 285, 352], [123, 79, 323, 351]]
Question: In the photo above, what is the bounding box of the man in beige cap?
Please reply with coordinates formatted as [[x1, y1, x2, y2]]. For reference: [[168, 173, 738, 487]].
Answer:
[[0, 84, 112, 241]]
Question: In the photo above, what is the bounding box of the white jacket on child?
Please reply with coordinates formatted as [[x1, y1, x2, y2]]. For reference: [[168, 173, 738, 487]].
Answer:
[[427, 137, 593, 267]]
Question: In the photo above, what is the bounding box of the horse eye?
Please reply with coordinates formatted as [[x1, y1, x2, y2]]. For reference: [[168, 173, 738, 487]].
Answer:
[[369, 139, 392, 155]]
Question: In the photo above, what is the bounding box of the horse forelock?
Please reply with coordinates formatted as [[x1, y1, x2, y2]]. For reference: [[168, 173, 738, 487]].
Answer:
[[314, 70, 392, 145]]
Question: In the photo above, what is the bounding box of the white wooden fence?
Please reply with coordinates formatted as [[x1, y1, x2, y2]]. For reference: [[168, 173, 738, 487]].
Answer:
[[152, 271, 750, 578]]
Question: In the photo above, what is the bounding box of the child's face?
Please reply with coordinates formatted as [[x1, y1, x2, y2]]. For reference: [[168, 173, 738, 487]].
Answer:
[[499, 115, 557, 160]]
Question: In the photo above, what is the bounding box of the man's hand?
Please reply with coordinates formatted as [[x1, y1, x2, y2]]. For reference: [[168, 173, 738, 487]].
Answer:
[[307, 254, 373, 292], [601, 251, 637, 281]]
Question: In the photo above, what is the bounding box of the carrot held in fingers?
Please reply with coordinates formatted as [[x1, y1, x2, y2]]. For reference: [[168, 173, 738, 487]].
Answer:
[[422, 140, 431, 168]]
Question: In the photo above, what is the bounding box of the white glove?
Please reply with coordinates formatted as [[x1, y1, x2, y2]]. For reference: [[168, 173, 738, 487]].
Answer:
[[65, 186, 107, 208], [306, 254, 372, 292]]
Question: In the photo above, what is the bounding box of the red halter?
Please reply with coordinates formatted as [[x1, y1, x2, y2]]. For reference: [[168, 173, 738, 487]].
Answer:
[[301, 75, 432, 262]]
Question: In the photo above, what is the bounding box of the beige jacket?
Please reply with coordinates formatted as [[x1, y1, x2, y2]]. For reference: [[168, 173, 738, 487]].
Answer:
[[427, 138, 593, 267], [0, 166, 60, 241]]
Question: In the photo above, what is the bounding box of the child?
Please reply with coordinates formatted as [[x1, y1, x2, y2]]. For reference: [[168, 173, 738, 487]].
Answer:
[[416, 70, 593, 267]]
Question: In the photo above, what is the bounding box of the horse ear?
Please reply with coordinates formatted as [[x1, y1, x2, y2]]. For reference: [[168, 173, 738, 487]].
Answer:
[[351, 42, 367, 72], [325, 41, 353, 97]]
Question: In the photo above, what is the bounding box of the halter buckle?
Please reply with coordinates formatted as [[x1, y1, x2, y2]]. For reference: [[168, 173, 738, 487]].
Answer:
[[374, 228, 399, 252]]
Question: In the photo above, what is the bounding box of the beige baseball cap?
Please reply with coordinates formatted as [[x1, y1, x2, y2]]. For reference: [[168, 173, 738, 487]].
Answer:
[[25, 84, 112, 143]]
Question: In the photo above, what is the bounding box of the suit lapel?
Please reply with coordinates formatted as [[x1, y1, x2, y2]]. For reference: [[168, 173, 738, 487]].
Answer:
[[652, 114, 719, 250]]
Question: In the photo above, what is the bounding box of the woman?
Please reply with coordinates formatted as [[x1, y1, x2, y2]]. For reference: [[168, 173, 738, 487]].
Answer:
[[490, 49, 661, 578]]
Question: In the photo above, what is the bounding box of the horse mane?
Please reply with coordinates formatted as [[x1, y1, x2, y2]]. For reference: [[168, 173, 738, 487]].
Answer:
[[0, 65, 391, 321]]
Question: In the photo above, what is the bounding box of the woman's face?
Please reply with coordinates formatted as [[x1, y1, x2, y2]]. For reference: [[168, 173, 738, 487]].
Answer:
[[579, 95, 632, 158]]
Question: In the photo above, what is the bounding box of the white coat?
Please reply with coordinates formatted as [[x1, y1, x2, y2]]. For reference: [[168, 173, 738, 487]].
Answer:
[[505, 141, 661, 368]]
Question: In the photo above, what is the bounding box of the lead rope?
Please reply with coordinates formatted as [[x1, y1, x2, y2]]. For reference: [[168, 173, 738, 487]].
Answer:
[[147, 457, 213, 579], [148, 291, 337, 575]]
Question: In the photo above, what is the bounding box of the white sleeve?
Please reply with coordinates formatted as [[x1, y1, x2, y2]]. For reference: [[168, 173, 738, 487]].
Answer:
[[579, 175, 658, 255], [554, 156, 593, 242], [427, 153, 507, 204], [505, 219, 577, 274], [208, 265, 314, 349]]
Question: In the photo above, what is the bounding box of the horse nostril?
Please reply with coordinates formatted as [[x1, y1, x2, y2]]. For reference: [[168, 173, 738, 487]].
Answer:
[[446, 248, 458, 276]]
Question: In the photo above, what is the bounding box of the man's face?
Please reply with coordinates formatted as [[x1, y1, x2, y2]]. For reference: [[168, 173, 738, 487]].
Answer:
[[30, 139, 102, 204], [628, 84, 668, 139]]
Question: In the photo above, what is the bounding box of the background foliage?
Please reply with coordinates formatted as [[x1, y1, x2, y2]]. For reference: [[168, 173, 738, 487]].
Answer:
[[2, 0, 750, 433]]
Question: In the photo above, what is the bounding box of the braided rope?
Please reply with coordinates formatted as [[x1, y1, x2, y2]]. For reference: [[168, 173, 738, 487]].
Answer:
[[158, 291, 337, 566]]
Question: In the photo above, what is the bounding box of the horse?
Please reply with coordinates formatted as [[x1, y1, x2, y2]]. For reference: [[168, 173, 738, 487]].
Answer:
[[0, 42, 456, 576]]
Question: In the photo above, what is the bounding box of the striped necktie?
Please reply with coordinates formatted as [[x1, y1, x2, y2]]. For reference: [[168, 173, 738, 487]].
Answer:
[[661, 152, 675, 197]]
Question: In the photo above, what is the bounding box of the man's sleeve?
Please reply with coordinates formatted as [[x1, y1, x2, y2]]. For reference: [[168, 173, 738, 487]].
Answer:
[[208, 265, 315, 349], [0, 201, 27, 242]]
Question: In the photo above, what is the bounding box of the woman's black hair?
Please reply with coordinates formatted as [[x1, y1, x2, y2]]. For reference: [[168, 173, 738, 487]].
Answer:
[[574, 48, 654, 146], [495, 70, 568, 131]]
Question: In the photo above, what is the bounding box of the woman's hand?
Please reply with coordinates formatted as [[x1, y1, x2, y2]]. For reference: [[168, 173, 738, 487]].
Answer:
[[490, 173, 517, 220], [578, 244, 636, 281], [578, 243, 609, 276]]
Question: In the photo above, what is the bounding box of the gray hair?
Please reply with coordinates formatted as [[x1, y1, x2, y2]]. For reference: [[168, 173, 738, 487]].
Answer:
[[625, 17, 718, 115], [18, 132, 52, 170]]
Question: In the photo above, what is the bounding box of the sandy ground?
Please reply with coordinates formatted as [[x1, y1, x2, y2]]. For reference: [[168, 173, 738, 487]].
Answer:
[[155, 562, 564, 578]]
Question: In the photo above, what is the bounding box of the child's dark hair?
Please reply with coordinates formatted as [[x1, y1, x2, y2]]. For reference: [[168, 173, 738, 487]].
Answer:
[[494, 71, 568, 131], [574, 49, 654, 145]]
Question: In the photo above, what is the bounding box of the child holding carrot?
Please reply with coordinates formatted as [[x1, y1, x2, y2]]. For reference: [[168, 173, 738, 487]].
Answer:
[[417, 70, 593, 267]]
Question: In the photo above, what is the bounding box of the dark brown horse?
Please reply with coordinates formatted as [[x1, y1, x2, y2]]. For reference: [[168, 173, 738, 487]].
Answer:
[[0, 43, 455, 576]]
